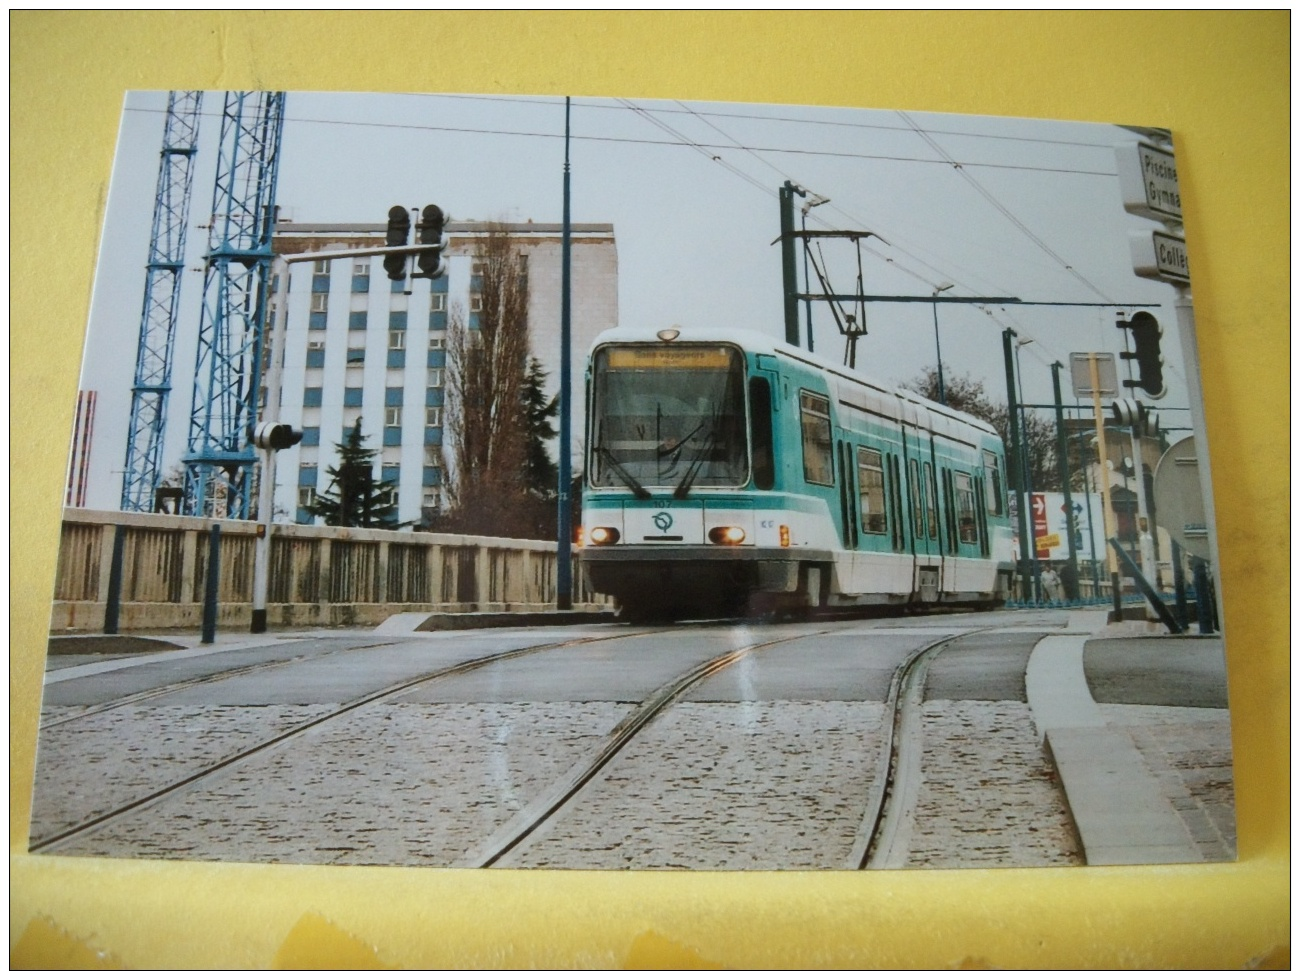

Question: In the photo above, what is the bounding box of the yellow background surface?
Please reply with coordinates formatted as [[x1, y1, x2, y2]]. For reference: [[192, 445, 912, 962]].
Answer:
[[11, 12, 1288, 968]]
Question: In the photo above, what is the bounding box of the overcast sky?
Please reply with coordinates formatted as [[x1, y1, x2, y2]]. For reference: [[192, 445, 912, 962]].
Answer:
[[78, 90, 1194, 510]]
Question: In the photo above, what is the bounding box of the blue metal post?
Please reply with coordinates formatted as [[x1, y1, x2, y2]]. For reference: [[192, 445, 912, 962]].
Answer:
[[201, 524, 221, 644], [556, 97, 573, 610], [103, 525, 126, 634]]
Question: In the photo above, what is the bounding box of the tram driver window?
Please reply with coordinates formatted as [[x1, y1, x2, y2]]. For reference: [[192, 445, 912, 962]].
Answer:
[[799, 391, 834, 486], [955, 471, 978, 544]]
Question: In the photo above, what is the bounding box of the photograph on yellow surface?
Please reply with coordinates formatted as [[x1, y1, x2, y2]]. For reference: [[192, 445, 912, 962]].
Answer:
[[33, 90, 1233, 871]]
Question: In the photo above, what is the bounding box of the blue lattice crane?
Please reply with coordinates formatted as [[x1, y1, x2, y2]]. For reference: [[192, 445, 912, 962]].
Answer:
[[182, 91, 286, 518], [120, 91, 203, 512]]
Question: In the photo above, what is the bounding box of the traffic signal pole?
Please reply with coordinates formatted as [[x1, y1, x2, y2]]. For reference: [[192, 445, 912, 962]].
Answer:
[[249, 233, 445, 633]]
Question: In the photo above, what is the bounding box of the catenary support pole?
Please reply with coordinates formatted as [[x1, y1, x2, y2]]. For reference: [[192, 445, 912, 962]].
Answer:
[[556, 96, 573, 611]]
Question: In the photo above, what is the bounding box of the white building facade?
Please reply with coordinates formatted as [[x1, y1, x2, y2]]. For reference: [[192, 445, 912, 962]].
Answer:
[[272, 220, 617, 526]]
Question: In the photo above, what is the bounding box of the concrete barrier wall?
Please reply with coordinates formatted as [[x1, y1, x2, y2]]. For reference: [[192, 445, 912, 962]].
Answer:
[[51, 509, 606, 632]]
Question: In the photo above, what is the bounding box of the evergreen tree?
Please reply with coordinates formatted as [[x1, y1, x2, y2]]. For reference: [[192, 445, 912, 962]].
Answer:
[[306, 418, 401, 528], [522, 357, 559, 499]]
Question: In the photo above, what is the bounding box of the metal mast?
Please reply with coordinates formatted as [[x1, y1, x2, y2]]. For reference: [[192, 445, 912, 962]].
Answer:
[[182, 91, 286, 518], [120, 91, 203, 512]]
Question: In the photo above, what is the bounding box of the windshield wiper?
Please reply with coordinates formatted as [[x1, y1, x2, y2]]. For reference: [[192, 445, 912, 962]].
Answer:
[[673, 420, 717, 499], [597, 445, 652, 500]]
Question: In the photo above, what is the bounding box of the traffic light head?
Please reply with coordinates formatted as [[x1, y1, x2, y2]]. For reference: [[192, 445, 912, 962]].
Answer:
[[252, 422, 304, 450], [384, 205, 411, 281], [417, 204, 446, 278], [1116, 311, 1165, 399]]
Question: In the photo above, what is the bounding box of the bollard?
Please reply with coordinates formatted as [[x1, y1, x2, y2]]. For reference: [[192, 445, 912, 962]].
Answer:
[[103, 525, 126, 635], [201, 524, 221, 644]]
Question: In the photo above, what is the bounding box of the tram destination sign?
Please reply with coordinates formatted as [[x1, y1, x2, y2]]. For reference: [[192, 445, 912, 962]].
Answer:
[[1116, 140, 1182, 222], [1130, 229, 1190, 284]]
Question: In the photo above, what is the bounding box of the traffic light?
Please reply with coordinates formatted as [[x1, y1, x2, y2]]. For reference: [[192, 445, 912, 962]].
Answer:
[[416, 204, 445, 278], [383, 205, 410, 281], [1111, 398, 1146, 429], [1116, 311, 1165, 399], [252, 422, 304, 450]]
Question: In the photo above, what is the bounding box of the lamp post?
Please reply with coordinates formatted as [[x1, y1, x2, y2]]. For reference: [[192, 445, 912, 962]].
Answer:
[[931, 283, 954, 404]]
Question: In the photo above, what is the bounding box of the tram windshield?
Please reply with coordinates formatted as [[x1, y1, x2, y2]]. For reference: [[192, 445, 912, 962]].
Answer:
[[590, 344, 748, 494]]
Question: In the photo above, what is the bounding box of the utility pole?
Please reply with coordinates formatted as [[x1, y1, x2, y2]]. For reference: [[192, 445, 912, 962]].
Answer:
[[557, 97, 574, 610], [778, 180, 806, 348]]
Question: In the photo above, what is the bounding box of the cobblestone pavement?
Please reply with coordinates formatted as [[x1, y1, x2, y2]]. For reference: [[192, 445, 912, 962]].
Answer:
[[1098, 703, 1236, 862], [44, 702, 628, 864], [504, 700, 887, 870], [904, 700, 1082, 869], [30, 704, 333, 846]]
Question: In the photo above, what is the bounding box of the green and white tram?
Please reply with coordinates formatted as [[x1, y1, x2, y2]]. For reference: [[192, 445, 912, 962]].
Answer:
[[580, 327, 1014, 618]]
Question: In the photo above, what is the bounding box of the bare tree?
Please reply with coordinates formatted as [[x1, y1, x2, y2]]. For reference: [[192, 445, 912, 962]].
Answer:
[[441, 223, 542, 536], [906, 366, 1063, 491]]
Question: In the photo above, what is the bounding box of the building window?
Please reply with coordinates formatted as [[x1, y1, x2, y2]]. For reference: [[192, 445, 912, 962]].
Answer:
[[349, 311, 367, 330], [425, 449, 442, 469], [423, 488, 441, 509], [426, 406, 443, 427], [311, 292, 328, 313], [353, 261, 370, 276], [303, 387, 323, 408], [313, 259, 329, 274], [381, 463, 401, 483], [343, 387, 364, 407], [298, 487, 316, 508], [386, 406, 402, 427], [346, 348, 365, 366], [428, 368, 443, 388], [430, 292, 446, 313], [429, 335, 445, 350], [389, 330, 405, 350], [389, 311, 408, 330], [470, 294, 483, 313], [301, 427, 321, 447], [306, 349, 326, 369]]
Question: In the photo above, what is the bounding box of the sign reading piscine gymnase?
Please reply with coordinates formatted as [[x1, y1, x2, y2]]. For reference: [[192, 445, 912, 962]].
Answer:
[[1116, 140, 1182, 221]]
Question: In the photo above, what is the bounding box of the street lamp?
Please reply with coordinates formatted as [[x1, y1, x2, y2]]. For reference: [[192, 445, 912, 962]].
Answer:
[[931, 283, 954, 404]]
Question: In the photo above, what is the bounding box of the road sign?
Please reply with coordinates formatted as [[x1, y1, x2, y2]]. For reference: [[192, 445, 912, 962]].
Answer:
[[1069, 352, 1118, 397], [1130, 229, 1190, 284], [1154, 436, 1211, 560], [1116, 141, 1182, 221]]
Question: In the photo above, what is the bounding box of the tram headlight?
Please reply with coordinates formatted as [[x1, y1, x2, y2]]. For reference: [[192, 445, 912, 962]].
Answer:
[[708, 526, 746, 546], [779, 525, 791, 548], [588, 526, 621, 546]]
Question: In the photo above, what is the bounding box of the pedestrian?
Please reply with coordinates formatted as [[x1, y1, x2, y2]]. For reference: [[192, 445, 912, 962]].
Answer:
[[1041, 563, 1062, 602]]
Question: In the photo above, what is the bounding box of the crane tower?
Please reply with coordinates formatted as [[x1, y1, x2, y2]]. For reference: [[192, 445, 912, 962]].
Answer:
[[120, 91, 204, 512], [182, 90, 286, 519]]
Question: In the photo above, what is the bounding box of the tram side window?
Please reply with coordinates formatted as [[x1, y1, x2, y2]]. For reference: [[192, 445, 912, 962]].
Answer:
[[856, 447, 887, 533], [955, 471, 978, 544], [924, 462, 939, 540], [749, 377, 775, 490], [800, 391, 834, 486], [909, 458, 925, 539], [983, 450, 1005, 516]]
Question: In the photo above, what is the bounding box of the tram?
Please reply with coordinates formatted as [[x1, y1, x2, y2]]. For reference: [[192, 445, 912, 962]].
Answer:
[[579, 327, 1015, 619]]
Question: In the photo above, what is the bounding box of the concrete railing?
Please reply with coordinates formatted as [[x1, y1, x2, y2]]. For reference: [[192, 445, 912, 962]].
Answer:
[[51, 508, 608, 632]]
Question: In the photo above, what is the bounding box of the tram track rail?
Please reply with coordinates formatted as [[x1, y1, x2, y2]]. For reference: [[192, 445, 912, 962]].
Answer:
[[38, 639, 400, 729], [850, 629, 974, 869], [30, 627, 663, 854], [468, 625, 831, 868]]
